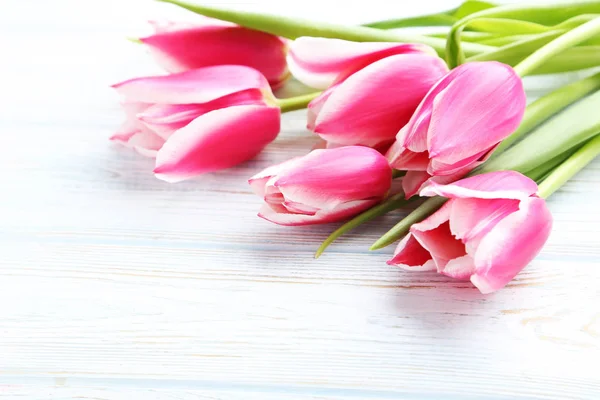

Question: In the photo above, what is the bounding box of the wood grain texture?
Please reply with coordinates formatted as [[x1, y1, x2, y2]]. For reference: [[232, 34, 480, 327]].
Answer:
[[0, 0, 599, 399]]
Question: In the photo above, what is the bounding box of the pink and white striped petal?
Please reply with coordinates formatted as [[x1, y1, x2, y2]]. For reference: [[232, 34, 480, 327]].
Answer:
[[257, 198, 379, 226], [471, 197, 553, 293], [420, 171, 539, 200], [287, 37, 437, 89], [312, 54, 448, 147], [112, 65, 270, 104], [141, 25, 288, 87], [387, 233, 437, 272], [154, 105, 280, 182]]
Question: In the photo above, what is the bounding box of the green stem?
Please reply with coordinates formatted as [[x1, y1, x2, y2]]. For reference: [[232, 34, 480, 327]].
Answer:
[[157, 0, 492, 58], [446, 1, 600, 68], [315, 193, 412, 258], [370, 197, 447, 251], [492, 71, 600, 156], [513, 17, 600, 76], [363, 13, 457, 29], [538, 134, 600, 198], [276, 92, 321, 113]]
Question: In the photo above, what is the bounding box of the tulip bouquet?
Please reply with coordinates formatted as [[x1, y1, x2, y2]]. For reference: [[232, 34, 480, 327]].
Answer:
[[111, 0, 600, 293]]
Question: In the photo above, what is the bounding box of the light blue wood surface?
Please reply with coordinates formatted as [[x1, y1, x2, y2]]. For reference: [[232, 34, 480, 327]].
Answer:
[[0, 0, 599, 398]]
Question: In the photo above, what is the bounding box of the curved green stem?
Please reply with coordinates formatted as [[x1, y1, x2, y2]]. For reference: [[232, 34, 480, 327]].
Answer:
[[157, 0, 492, 58], [276, 92, 321, 113], [513, 17, 600, 77], [538, 134, 600, 198], [370, 197, 446, 251], [446, 1, 600, 68], [315, 193, 412, 258], [363, 13, 457, 29]]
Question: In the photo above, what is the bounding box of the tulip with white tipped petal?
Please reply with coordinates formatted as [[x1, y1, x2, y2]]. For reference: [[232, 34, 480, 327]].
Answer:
[[140, 18, 289, 88], [111, 65, 280, 182], [388, 171, 553, 294], [249, 147, 392, 226], [288, 37, 449, 148], [386, 61, 526, 198]]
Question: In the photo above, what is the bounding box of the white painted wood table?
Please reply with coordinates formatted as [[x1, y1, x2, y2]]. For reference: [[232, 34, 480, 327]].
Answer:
[[1, 0, 599, 398]]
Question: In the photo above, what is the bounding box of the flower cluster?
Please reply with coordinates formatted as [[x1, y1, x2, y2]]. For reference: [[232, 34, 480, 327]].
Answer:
[[111, 1, 600, 293]]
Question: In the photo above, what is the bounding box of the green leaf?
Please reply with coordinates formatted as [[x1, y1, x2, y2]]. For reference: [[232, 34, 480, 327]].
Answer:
[[363, 0, 497, 29], [453, 0, 497, 19], [538, 134, 600, 198], [480, 90, 600, 175], [492, 71, 600, 156]]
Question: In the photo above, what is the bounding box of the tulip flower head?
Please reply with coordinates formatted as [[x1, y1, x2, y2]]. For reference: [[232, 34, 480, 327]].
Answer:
[[386, 61, 526, 198], [288, 37, 449, 148], [249, 146, 392, 225], [140, 18, 289, 88], [111, 65, 280, 182], [387, 171, 553, 294]]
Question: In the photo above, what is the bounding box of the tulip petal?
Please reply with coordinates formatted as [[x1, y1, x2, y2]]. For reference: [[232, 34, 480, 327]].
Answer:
[[410, 202, 467, 270], [258, 198, 379, 226], [402, 170, 431, 199], [307, 86, 335, 131], [449, 197, 520, 254], [248, 157, 303, 197], [428, 147, 490, 176], [112, 65, 270, 104], [287, 37, 437, 89], [273, 147, 392, 210], [386, 142, 429, 171], [420, 170, 539, 200], [141, 25, 288, 87], [440, 255, 476, 280], [111, 129, 165, 158], [387, 233, 437, 272], [154, 105, 280, 182], [426, 62, 525, 165], [313, 54, 449, 147], [471, 197, 553, 293], [283, 200, 320, 215], [138, 89, 267, 140], [148, 18, 234, 34], [397, 66, 463, 153]]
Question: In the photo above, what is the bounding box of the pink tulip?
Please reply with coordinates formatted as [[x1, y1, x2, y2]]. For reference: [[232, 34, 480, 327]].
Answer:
[[140, 19, 289, 88], [386, 61, 526, 198], [289, 37, 449, 148], [388, 171, 553, 294], [249, 146, 392, 225], [111, 65, 280, 182]]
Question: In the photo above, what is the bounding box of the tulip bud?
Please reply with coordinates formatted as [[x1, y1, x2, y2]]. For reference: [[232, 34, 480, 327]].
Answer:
[[249, 146, 392, 225], [386, 61, 526, 198], [111, 65, 280, 181], [388, 171, 553, 294], [288, 37, 448, 148], [140, 19, 289, 88]]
